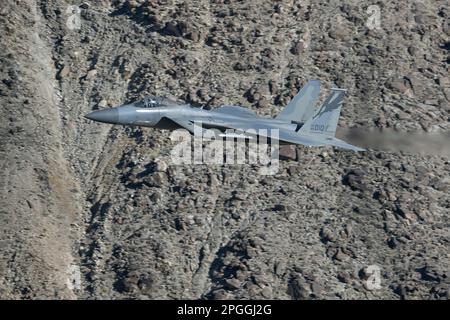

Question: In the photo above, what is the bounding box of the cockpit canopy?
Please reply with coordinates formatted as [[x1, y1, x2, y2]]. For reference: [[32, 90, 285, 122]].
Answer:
[[134, 96, 181, 108]]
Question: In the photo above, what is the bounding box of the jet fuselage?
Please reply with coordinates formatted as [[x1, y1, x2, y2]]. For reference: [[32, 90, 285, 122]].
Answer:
[[86, 103, 299, 133]]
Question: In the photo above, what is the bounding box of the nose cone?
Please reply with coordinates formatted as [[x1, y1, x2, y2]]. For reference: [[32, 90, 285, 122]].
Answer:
[[84, 108, 119, 124]]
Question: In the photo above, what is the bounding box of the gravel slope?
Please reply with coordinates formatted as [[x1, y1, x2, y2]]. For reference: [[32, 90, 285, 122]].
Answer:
[[0, 0, 448, 299]]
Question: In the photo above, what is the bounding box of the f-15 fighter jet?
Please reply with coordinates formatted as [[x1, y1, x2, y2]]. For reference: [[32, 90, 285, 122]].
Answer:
[[85, 80, 365, 151]]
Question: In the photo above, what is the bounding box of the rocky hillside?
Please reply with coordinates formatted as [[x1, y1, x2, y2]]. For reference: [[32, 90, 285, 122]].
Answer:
[[0, 0, 448, 299]]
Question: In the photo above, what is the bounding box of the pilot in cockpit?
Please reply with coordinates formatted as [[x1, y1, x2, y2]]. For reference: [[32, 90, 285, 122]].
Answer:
[[135, 97, 159, 108], [134, 96, 180, 108]]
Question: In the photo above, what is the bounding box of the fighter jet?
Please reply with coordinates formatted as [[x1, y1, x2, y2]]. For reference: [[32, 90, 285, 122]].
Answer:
[[85, 80, 365, 151]]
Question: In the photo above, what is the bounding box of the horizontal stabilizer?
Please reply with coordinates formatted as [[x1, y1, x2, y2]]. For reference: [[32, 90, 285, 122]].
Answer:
[[325, 138, 366, 151]]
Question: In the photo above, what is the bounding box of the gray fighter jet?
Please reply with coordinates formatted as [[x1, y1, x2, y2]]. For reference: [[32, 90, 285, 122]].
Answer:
[[85, 80, 365, 151]]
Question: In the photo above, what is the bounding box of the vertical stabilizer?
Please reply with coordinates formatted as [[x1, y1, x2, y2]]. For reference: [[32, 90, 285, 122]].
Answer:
[[275, 80, 321, 123], [298, 88, 346, 137]]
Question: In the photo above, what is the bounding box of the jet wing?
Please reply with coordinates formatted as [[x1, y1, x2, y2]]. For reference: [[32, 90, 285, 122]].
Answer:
[[214, 105, 258, 118], [165, 116, 232, 135], [163, 116, 233, 137], [238, 122, 324, 146], [165, 115, 323, 146], [160, 116, 205, 134], [206, 119, 324, 146], [161, 116, 197, 134]]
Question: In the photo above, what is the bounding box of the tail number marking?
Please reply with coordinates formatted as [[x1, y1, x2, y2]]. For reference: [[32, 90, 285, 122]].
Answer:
[[311, 124, 329, 132]]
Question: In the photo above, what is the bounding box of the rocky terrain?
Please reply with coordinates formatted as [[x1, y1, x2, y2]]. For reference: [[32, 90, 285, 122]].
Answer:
[[0, 0, 449, 299]]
